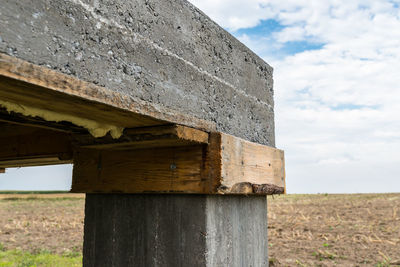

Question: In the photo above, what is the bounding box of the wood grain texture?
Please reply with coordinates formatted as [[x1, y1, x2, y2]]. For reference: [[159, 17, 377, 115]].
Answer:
[[76, 125, 209, 150], [0, 123, 73, 168], [0, 54, 284, 194], [0, 157, 71, 168], [71, 132, 285, 195], [0, 53, 215, 132], [218, 133, 285, 194], [0, 108, 88, 134], [71, 145, 208, 193]]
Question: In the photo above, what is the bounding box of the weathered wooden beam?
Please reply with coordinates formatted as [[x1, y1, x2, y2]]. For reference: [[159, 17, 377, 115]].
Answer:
[[71, 132, 285, 195], [0, 108, 88, 134], [72, 145, 209, 193], [75, 125, 209, 150], [0, 123, 208, 168], [0, 54, 216, 136], [218, 133, 285, 194], [0, 124, 73, 168], [0, 158, 71, 168], [0, 55, 284, 194], [71, 125, 213, 193]]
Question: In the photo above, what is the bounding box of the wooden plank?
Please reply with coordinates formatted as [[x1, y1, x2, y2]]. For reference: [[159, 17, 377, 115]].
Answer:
[[75, 125, 209, 150], [0, 108, 88, 134], [0, 158, 71, 168], [0, 122, 39, 138], [71, 145, 208, 193], [217, 133, 285, 194], [202, 132, 223, 193], [71, 132, 285, 195], [0, 54, 216, 134], [0, 123, 208, 168], [0, 124, 73, 168], [0, 56, 285, 193]]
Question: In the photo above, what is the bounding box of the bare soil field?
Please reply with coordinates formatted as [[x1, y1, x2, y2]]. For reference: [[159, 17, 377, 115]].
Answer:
[[268, 194, 400, 266], [0, 193, 399, 266], [0, 194, 85, 255]]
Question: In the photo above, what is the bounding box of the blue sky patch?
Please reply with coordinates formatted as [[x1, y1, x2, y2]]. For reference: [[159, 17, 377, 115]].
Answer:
[[280, 41, 324, 55], [233, 19, 324, 58], [330, 104, 380, 110], [235, 19, 284, 36]]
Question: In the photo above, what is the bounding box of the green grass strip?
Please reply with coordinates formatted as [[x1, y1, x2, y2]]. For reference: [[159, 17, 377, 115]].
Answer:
[[0, 249, 81, 267]]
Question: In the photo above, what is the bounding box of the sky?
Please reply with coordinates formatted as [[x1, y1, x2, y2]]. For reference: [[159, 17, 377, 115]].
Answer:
[[1, 0, 399, 193]]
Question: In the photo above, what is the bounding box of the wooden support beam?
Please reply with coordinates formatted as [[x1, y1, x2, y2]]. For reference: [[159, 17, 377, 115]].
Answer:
[[72, 145, 209, 193], [75, 125, 209, 150], [0, 54, 215, 135], [71, 132, 285, 195], [0, 124, 73, 168], [0, 123, 207, 168], [0, 108, 88, 134], [0, 55, 285, 194], [218, 133, 285, 195], [0, 158, 71, 168]]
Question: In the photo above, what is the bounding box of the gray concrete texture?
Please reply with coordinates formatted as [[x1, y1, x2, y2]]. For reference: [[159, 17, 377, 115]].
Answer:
[[84, 194, 268, 267], [0, 0, 275, 146]]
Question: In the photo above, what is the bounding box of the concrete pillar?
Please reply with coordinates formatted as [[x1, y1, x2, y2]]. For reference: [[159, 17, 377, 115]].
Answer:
[[83, 194, 268, 267]]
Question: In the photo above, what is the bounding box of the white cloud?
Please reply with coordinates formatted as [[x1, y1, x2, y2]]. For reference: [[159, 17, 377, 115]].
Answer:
[[189, 0, 275, 30], [189, 0, 400, 193], [273, 26, 306, 43]]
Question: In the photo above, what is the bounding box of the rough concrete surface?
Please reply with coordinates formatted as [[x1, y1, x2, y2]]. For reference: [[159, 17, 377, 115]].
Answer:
[[83, 194, 268, 267], [0, 0, 275, 146], [205, 195, 268, 266]]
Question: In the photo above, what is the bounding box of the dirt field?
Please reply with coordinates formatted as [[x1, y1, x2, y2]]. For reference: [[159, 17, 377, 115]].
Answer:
[[268, 194, 400, 266], [0, 194, 85, 255], [0, 193, 399, 266]]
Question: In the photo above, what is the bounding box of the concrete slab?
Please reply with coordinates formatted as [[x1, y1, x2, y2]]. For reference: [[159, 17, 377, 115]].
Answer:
[[0, 0, 275, 146]]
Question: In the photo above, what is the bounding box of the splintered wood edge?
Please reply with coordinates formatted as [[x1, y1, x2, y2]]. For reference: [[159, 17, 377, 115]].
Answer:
[[0, 53, 216, 132], [124, 125, 209, 144], [0, 56, 285, 195], [174, 125, 209, 144], [75, 125, 210, 150], [70, 131, 285, 195], [219, 182, 285, 195], [217, 133, 285, 195]]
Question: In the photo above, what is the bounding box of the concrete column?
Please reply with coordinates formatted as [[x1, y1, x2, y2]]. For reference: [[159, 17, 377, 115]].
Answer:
[[83, 194, 268, 267]]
